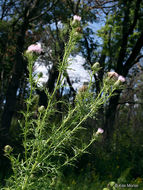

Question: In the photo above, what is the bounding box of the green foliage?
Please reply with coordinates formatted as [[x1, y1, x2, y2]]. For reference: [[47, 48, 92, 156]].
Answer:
[[96, 0, 143, 70], [2, 19, 122, 190], [1, 1, 143, 189]]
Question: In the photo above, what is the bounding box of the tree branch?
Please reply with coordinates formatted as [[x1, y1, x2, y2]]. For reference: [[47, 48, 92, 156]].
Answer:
[[116, 2, 130, 73], [128, 0, 142, 34], [66, 71, 76, 95], [116, 0, 142, 73], [29, 0, 59, 22], [118, 101, 143, 105], [133, 55, 143, 65], [123, 31, 143, 75], [74, 0, 81, 14]]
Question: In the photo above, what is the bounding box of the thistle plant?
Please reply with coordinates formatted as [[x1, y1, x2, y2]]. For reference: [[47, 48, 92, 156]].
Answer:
[[3, 16, 125, 190]]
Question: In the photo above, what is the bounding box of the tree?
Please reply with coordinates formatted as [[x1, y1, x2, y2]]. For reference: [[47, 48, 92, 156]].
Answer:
[[0, 0, 58, 142], [83, 0, 143, 139]]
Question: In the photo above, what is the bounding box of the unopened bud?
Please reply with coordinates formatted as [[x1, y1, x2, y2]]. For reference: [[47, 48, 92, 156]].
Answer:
[[32, 95, 39, 102], [38, 105, 45, 112], [38, 72, 43, 78], [76, 27, 82, 33], [4, 145, 13, 154], [78, 85, 88, 93], [114, 80, 120, 87], [108, 181, 115, 187], [92, 62, 100, 72]]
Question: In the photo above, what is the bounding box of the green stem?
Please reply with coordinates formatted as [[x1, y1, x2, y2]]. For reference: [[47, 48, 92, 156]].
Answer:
[[39, 29, 76, 135], [24, 60, 33, 162]]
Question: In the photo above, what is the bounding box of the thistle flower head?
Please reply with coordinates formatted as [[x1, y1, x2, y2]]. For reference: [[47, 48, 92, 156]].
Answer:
[[72, 15, 81, 28], [118, 75, 125, 82], [96, 128, 104, 135], [107, 71, 119, 79], [114, 75, 126, 87], [73, 15, 81, 22], [27, 43, 42, 54]]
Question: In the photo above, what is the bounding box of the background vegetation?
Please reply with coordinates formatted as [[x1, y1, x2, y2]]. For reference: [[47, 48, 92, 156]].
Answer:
[[0, 0, 143, 189]]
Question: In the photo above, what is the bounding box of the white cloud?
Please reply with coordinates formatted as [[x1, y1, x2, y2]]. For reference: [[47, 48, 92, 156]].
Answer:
[[34, 62, 49, 86], [67, 55, 91, 90], [34, 55, 91, 90]]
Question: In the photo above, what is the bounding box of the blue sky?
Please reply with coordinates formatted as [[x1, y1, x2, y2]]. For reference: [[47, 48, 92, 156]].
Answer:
[[34, 20, 105, 90]]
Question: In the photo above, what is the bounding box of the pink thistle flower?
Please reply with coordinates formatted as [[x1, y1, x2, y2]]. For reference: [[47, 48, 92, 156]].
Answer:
[[107, 71, 119, 79], [118, 75, 125, 82], [27, 43, 42, 54], [96, 128, 104, 135], [73, 15, 81, 22]]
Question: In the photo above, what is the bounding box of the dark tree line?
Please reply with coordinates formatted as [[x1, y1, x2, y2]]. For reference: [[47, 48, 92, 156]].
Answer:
[[0, 0, 143, 160]]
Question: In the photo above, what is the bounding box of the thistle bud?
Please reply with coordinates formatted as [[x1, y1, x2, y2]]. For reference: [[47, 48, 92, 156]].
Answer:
[[74, 31, 82, 41], [38, 105, 45, 113], [78, 85, 88, 93], [108, 181, 115, 187], [4, 145, 13, 154], [38, 72, 43, 78], [76, 27, 82, 33], [92, 62, 100, 72]]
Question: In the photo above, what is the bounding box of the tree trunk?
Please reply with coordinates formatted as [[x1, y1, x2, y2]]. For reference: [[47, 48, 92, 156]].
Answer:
[[104, 91, 120, 140], [103, 0, 143, 141], [1, 19, 29, 141], [37, 64, 59, 107]]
